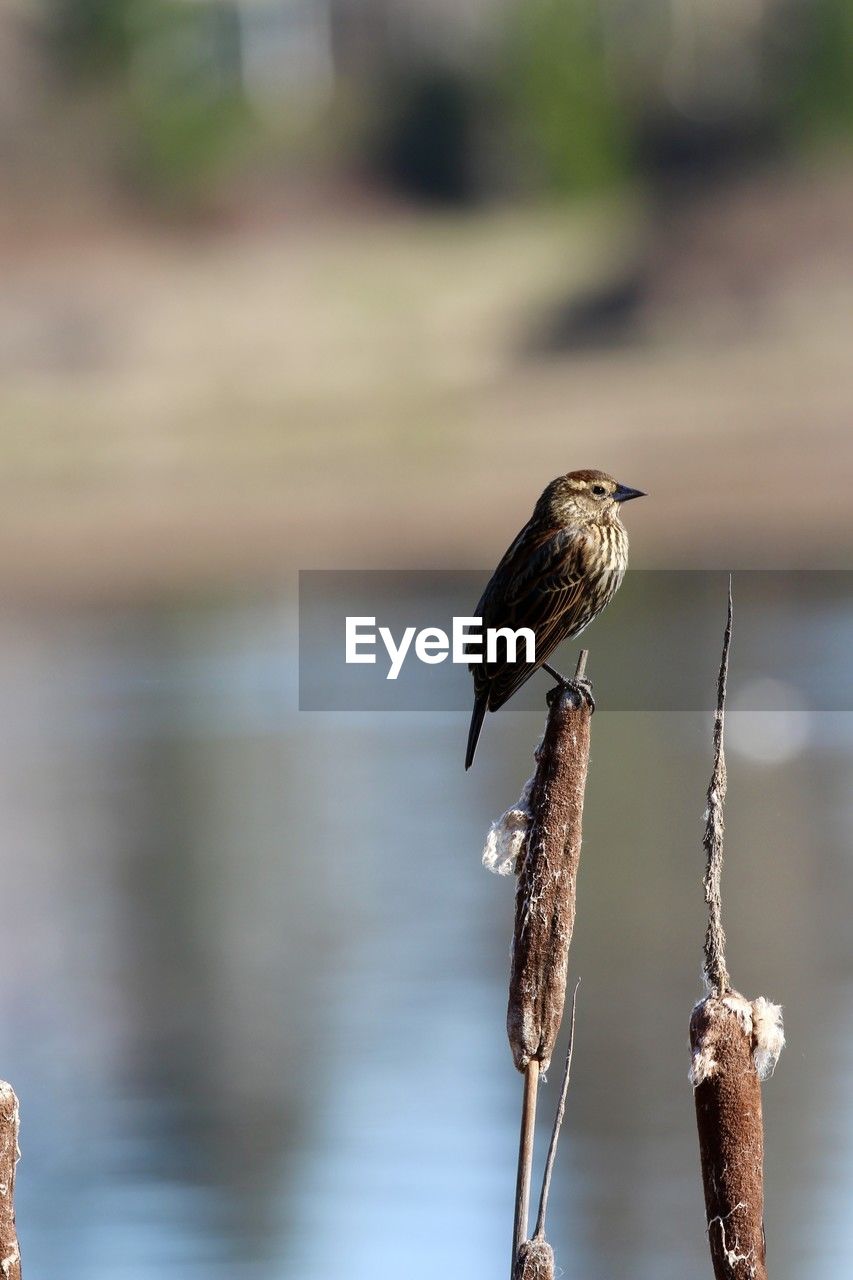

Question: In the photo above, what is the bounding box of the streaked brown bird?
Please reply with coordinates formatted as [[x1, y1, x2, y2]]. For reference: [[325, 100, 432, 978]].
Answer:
[[465, 469, 645, 769]]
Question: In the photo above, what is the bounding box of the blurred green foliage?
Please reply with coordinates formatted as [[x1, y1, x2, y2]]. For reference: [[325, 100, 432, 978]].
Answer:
[[500, 0, 631, 194], [121, 4, 249, 203], [49, 0, 138, 77], [42, 0, 853, 208], [48, 0, 251, 204], [784, 0, 853, 141]]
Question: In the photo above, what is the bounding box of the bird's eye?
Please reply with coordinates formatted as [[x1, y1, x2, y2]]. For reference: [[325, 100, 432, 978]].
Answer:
[[591, 485, 607, 496]]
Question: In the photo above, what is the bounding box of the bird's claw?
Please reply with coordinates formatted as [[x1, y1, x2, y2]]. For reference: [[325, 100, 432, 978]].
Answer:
[[566, 676, 596, 713], [546, 674, 596, 712]]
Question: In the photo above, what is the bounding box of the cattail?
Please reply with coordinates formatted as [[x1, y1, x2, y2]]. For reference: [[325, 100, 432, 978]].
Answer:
[[485, 654, 591, 1277], [0, 1081, 21, 1280], [690, 993, 783, 1279], [505, 674, 591, 1075], [690, 586, 784, 1280], [514, 1237, 555, 1280]]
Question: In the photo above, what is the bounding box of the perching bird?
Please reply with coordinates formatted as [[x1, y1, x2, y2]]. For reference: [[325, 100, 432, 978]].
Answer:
[[465, 469, 645, 769]]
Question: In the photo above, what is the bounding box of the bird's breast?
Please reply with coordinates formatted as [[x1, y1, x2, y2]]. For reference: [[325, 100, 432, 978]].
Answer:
[[587, 522, 629, 574]]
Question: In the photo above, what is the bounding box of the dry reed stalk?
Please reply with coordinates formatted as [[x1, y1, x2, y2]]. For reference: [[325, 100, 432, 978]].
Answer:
[[690, 586, 784, 1280], [0, 1082, 21, 1280]]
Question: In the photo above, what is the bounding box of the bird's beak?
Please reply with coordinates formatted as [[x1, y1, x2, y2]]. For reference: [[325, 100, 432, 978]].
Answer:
[[613, 483, 646, 503]]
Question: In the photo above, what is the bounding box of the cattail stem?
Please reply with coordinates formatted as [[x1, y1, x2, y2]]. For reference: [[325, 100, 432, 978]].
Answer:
[[511, 1060, 540, 1263], [0, 1082, 21, 1280], [511, 989, 578, 1280]]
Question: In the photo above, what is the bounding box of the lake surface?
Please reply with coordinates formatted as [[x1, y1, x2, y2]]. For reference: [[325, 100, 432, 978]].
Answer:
[[0, 586, 850, 1278]]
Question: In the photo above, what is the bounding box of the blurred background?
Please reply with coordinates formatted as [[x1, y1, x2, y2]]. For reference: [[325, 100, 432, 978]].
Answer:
[[0, 1, 851, 1276]]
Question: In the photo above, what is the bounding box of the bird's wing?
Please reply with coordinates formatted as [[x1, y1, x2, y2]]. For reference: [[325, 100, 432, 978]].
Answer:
[[473, 524, 594, 709]]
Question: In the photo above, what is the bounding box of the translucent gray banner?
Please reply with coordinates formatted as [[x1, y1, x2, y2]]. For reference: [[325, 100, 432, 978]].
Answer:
[[298, 570, 851, 711]]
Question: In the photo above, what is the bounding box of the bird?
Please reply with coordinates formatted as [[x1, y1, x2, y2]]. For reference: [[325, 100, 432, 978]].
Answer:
[[465, 469, 645, 769]]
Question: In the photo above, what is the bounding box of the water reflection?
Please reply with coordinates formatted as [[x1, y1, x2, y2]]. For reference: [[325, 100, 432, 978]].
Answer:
[[0, 594, 849, 1277]]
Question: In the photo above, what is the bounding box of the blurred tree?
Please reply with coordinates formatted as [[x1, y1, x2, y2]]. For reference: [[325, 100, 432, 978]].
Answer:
[[45, 0, 251, 206], [783, 0, 853, 142], [48, 0, 137, 77], [36, 0, 853, 210], [372, 66, 478, 203], [120, 2, 249, 203], [500, 0, 631, 194]]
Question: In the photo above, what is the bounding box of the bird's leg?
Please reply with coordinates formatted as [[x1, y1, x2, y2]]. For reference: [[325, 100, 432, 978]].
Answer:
[[542, 662, 568, 684], [542, 662, 596, 712]]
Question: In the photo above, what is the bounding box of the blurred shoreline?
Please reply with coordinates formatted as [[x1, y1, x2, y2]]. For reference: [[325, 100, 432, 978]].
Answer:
[[2, 160, 852, 601]]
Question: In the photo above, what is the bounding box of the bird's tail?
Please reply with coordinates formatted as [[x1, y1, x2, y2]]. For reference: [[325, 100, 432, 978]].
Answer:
[[465, 694, 488, 771]]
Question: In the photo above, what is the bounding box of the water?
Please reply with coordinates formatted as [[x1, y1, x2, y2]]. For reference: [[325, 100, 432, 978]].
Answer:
[[0, 591, 850, 1277]]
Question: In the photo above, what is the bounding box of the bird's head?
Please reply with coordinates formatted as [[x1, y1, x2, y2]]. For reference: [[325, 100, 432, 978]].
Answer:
[[538, 470, 646, 526]]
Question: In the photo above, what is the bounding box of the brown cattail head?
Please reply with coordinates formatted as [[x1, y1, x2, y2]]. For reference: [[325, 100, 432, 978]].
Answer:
[[690, 992, 784, 1280], [514, 1236, 555, 1280], [506, 683, 591, 1073], [0, 1081, 21, 1280]]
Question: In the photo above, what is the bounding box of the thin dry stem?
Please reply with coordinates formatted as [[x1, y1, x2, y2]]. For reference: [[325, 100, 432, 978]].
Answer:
[[534, 979, 580, 1240], [703, 580, 732, 996]]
